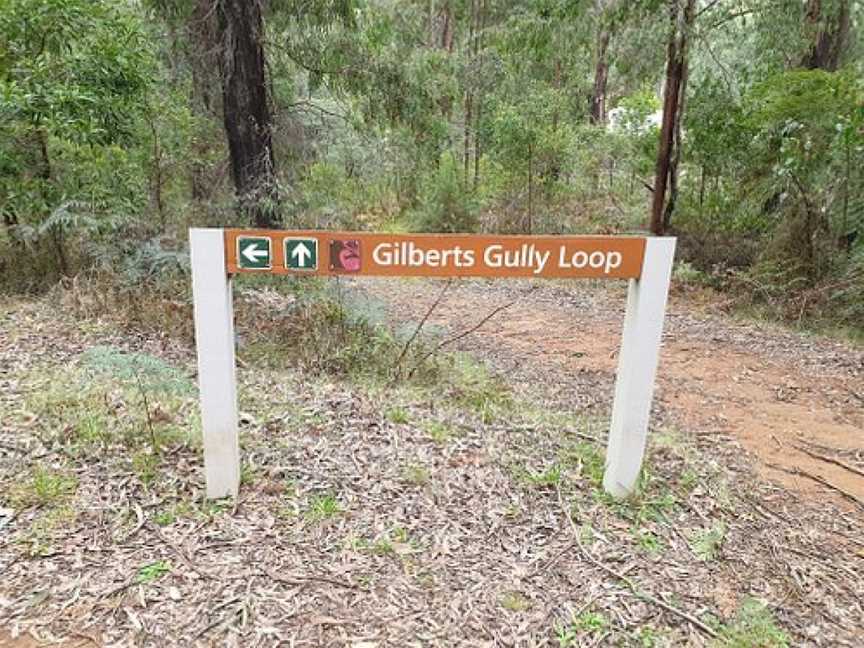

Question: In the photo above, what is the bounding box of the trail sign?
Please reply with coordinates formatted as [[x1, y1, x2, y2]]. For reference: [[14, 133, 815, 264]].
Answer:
[[284, 237, 318, 271], [225, 230, 645, 279], [190, 228, 676, 502], [236, 236, 271, 270]]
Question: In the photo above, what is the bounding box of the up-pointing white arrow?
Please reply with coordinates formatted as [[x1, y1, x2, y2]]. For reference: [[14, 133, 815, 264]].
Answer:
[[241, 243, 268, 264], [292, 242, 312, 266]]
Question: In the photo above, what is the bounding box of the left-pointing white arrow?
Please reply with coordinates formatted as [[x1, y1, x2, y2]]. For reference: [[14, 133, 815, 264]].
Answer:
[[242, 244, 268, 264]]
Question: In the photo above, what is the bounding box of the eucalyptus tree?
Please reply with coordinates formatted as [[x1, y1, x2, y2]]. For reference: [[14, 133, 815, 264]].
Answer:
[[0, 0, 157, 277]]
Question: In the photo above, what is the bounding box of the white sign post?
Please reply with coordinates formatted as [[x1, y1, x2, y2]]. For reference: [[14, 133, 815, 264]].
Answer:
[[190, 229, 241, 498], [188, 228, 675, 500], [603, 237, 676, 496]]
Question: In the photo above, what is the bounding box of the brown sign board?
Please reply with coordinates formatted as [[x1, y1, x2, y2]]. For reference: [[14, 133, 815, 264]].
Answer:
[[224, 229, 647, 279]]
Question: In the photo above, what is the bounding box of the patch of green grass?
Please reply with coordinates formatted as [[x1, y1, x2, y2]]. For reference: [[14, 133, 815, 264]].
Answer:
[[73, 412, 111, 446], [424, 419, 458, 444], [401, 463, 430, 486], [559, 441, 605, 485], [653, 427, 685, 450], [132, 450, 159, 486], [305, 493, 342, 522], [347, 526, 417, 557], [634, 528, 664, 553], [197, 498, 233, 520], [501, 591, 531, 612], [679, 467, 699, 493], [556, 611, 609, 646], [23, 354, 198, 455], [385, 406, 410, 424], [242, 340, 291, 370], [578, 523, 597, 545], [152, 501, 194, 527], [713, 598, 788, 648], [7, 466, 77, 508], [594, 468, 680, 524], [691, 522, 726, 561], [240, 462, 260, 486], [136, 560, 171, 584], [632, 625, 664, 647], [446, 354, 511, 422], [153, 509, 176, 527], [20, 505, 76, 556], [525, 464, 563, 488]]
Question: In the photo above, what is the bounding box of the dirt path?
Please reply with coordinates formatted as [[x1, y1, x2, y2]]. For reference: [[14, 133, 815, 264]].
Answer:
[[362, 278, 864, 508]]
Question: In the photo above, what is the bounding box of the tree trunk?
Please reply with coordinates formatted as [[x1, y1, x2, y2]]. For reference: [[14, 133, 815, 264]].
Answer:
[[650, 0, 694, 235], [663, 43, 690, 231], [472, 0, 487, 191], [589, 31, 611, 124], [216, 0, 280, 228], [189, 0, 221, 211], [527, 141, 534, 234], [473, 96, 482, 190], [801, 0, 850, 71], [147, 114, 166, 231], [463, 0, 476, 185], [36, 129, 69, 276]]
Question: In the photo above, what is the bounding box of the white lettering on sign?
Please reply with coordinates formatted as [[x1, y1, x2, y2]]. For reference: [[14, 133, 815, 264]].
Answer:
[[373, 242, 476, 267], [559, 248, 623, 274], [373, 242, 624, 275], [484, 244, 551, 274]]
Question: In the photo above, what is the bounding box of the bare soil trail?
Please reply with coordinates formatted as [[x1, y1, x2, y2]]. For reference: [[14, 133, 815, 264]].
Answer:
[[362, 278, 864, 508]]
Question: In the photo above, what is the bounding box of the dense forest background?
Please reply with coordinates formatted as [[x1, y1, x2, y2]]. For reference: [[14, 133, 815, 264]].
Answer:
[[0, 0, 862, 332]]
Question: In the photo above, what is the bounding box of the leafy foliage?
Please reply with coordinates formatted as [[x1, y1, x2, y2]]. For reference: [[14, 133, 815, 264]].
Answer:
[[0, 0, 861, 331]]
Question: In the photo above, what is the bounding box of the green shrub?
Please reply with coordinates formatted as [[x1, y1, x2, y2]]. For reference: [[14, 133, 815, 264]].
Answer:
[[412, 152, 477, 233]]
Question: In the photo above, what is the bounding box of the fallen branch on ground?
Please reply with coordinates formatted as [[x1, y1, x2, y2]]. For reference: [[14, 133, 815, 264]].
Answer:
[[407, 299, 517, 379], [766, 463, 864, 511], [556, 486, 719, 638], [392, 279, 451, 380], [793, 445, 864, 479]]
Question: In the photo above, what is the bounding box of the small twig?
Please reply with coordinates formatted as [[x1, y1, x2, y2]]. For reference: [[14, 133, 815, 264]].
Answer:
[[0, 441, 27, 454], [847, 389, 864, 404], [120, 503, 147, 542], [556, 486, 718, 638], [392, 279, 452, 380], [100, 577, 136, 600], [260, 567, 366, 591], [527, 541, 577, 579], [131, 361, 157, 450], [148, 522, 215, 579], [793, 445, 864, 479], [192, 597, 243, 639], [766, 463, 864, 511], [408, 299, 516, 379]]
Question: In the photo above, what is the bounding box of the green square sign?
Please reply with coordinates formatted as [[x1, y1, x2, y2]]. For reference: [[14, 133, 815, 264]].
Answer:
[[237, 236, 271, 270], [284, 238, 318, 271]]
